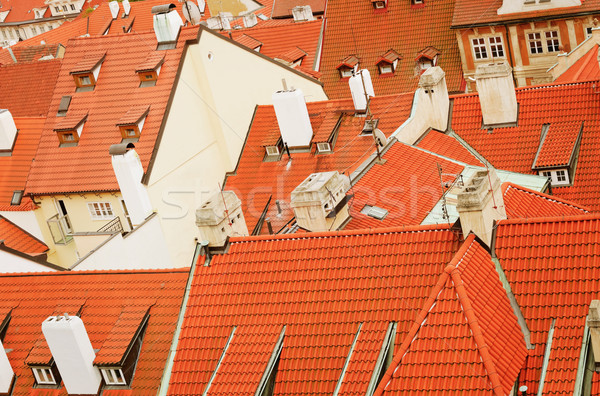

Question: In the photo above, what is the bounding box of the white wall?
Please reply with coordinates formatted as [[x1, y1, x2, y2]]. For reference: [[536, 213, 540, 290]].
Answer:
[[0, 249, 56, 273], [0, 210, 44, 240]]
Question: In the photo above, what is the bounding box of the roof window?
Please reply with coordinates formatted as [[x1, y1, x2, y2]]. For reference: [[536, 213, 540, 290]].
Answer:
[[362, 118, 379, 135], [263, 136, 284, 162], [415, 46, 439, 73], [292, 5, 314, 21], [116, 105, 150, 142], [10, 190, 23, 206], [136, 53, 164, 87], [316, 142, 332, 154], [371, 0, 388, 10], [54, 113, 87, 146], [70, 52, 105, 92], [56, 96, 71, 117], [31, 366, 61, 387], [411, 0, 424, 7], [376, 50, 400, 75], [337, 55, 359, 78], [361, 204, 388, 220]]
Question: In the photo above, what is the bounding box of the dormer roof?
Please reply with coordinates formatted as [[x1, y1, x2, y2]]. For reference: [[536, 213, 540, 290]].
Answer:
[[415, 46, 440, 61], [135, 53, 165, 72], [70, 52, 106, 75], [375, 49, 400, 65], [116, 105, 150, 126], [336, 54, 360, 70], [532, 121, 583, 169]]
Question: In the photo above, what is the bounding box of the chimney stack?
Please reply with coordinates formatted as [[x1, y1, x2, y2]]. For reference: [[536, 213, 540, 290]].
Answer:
[[292, 5, 314, 21], [417, 66, 449, 132], [587, 300, 600, 372], [196, 191, 248, 247], [0, 339, 13, 394], [349, 69, 375, 112], [122, 0, 131, 16], [243, 13, 257, 28], [456, 168, 506, 247], [291, 171, 351, 232], [42, 315, 102, 395], [0, 109, 17, 151], [108, 1, 120, 19], [109, 144, 153, 227], [272, 88, 313, 148], [152, 4, 183, 44], [475, 61, 518, 126]]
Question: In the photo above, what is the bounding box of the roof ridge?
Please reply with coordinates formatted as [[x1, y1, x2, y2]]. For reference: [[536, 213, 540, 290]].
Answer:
[[502, 182, 590, 212], [497, 212, 600, 226]]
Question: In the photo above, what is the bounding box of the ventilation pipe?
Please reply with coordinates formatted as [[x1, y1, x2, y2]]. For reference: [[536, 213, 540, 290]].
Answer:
[[152, 4, 183, 43], [0, 339, 13, 394], [349, 69, 375, 112], [272, 88, 313, 148], [110, 144, 153, 227], [42, 315, 102, 395], [108, 1, 120, 19], [475, 61, 518, 126], [0, 109, 17, 151]]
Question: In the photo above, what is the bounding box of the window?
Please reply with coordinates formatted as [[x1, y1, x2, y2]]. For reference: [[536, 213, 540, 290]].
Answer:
[[62, 5, 68, 11], [419, 59, 432, 70], [472, 38, 487, 60], [538, 169, 570, 186], [87, 202, 115, 220], [379, 63, 393, 74], [40, 25, 45, 32], [316, 142, 332, 154], [32, 367, 57, 385], [101, 368, 126, 385], [556, 169, 567, 182], [339, 67, 354, 78], [119, 125, 140, 139], [372, 0, 386, 9], [542, 171, 551, 178], [57, 131, 78, 144], [587, 27, 594, 37], [528, 32, 543, 54], [11, 190, 23, 206], [361, 205, 388, 220], [265, 146, 280, 156], [489, 36, 504, 57], [54, 6, 60, 12], [32, 26, 38, 35], [70, 4, 76, 11], [545, 31, 560, 52]]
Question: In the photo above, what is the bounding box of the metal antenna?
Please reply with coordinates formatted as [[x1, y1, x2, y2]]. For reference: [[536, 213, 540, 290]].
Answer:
[[436, 163, 450, 225]]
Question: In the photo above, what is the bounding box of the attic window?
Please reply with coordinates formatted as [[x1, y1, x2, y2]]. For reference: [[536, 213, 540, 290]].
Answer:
[[337, 55, 359, 78], [263, 135, 283, 162], [136, 53, 164, 88], [361, 204, 388, 220], [376, 50, 400, 75], [101, 368, 126, 385], [54, 114, 87, 146], [116, 105, 150, 142], [415, 46, 440, 73], [32, 366, 60, 386], [371, 0, 388, 9], [316, 142, 332, 154], [70, 52, 106, 92], [412, 0, 424, 4], [57, 95, 72, 117], [10, 190, 23, 206]]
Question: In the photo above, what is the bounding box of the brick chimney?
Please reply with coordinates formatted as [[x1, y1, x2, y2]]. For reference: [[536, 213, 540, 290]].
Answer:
[[196, 191, 248, 247], [456, 168, 506, 247], [475, 61, 518, 126]]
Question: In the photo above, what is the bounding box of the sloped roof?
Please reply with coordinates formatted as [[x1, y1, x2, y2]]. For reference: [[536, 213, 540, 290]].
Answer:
[[0, 117, 44, 210], [1, 268, 187, 395], [495, 214, 600, 394], [276, 46, 307, 63], [233, 33, 263, 49], [416, 130, 484, 166], [451, 80, 600, 211], [319, 0, 463, 99], [25, 27, 200, 195], [533, 121, 582, 169], [452, 0, 600, 27], [0, 0, 50, 24], [376, 236, 528, 395], [223, 92, 415, 235], [0, 43, 61, 65], [0, 216, 47, 256], [271, 0, 327, 18], [555, 44, 600, 83], [503, 182, 589, 219], [345, 141, 464, 230], [0, 59, 62, 117]]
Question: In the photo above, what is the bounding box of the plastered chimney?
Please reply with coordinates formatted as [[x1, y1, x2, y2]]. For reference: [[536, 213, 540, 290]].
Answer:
[[110, 144, 153, 226], [417, 66, 449, 132], [0, 109, 17, 151], [0, 339, 13, 393], [291, 171, 351, 232], [272, 88, 313, 148], [152, 4, 183, 43], [456, 168, 506, 247], [108, 1, 120, 19], [41, 315, 102, 395], [122, 0, 131, 16], [196, 191, 248, 246], [587, 300, 600, 371], [349, 69, 375, 112], [475, 61, 518, 126]]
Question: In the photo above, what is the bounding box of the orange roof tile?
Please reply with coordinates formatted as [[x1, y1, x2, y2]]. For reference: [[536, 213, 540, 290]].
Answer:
[[0, 0, 51, 23], [116, 105, 150, 126], [0, 44, 61, 65], [502, 182, 589, 219], [275, 46, 307, 63], [0, 117, 45, 208], [533, 121, 582, 169], [375, 49, 400, 65], [271, 0, 326, 18], [0, 216, 47, 256], [26, 27, 200, 195], [53, 112, 87, 131], [451, 80, 600, 211], [233, 33, 263, 49], [2, 268, 187, 395], [555, 44, 600, 83], [135, 52, 164, 72], [345, 142, 464, 230], [336, 54, 359, 69], [70, 51, 105, 74], [416, 130, 484, 166], [0, 60, 62, 117], [224, 92, 414, 235], [495, 214, 600, 394], [319, 0, 464, 99], [452, 0, 600, 27]]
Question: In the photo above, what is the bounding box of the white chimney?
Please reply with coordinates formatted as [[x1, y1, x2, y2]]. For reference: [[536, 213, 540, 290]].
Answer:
[[292, 5, 314, 21], [475, 61, 518, 126], [272, 88, 313, 148], [108, 1, 120, 19], [0, 109, 17, 151], [152, 4, 183, 43], [41, 315, 102, 395], [218, 12, 232, 30], [456, 168, 507, 247], [196, 191, 248, 246], [243, 13, 257, 28], [122, 0, 131, 16], [291, 171, 351, 232], [0, 339, 13, 394], [110, 145, 153, 226], [417, 66, 449, 132], [349, 69, 375, 112], [198, 0, 206, 13]]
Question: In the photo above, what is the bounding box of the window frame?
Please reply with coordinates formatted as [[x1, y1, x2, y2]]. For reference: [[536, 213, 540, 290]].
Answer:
[[32, 366, 57, 386], [470, 35, 506, 61], [526, 29, 560, 55], [471, 37, 488, 60], [57, 130, 79, 144], [87, 202, 115, 221], [101, 368, 127, 386]]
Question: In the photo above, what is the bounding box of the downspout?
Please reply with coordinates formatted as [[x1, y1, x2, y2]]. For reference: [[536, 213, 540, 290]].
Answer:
[[157, 241, 206, 395], [504, 24, 518, 87]]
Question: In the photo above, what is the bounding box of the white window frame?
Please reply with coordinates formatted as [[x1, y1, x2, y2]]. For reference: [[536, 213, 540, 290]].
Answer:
[[545, 30, 560, 52], [101, 368, 127, 385], [527, 32, 544, 54], [87, 202, 115, 220], [488, 36, 505, 58], [33, 367, 56, 385], [471, 37, 488, 60], [539, 169, 570, 186], [378, 63, 394, 74], [527, 30, 560, 54]]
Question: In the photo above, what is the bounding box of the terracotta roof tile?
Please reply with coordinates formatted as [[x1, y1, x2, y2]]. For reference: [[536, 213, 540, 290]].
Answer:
[[275, 46, 307, 63], [0, 216, 47, 256], [53, 112, 87, 131], [416, 130, 484, 166], [495, 214, 600, 394], [116, 105, 150, 126], [320, 0, 464, 99], [415, 46, 440, 61], [375, 49, 400, 65], [0, 0, 50, 23], [70, 51, 105, 74], [135, 53, 165, 72], [3, 269, 187, 395], [271, 0, 326, 18], [0, 44, 61, 65], [533, 121, 582, 169], [233, 33, 263, 49], [502, 182, 589, 219], [336, 55, 359, 69], [555, 44, 600, 83]]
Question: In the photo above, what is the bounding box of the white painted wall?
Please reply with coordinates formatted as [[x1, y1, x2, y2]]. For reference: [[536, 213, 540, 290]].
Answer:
[[0, 210, 44, 240], [0, 249, 55, 273], [498, 0, 580, 15]]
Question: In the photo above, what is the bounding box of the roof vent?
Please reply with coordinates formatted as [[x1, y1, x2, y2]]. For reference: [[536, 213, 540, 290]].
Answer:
[[0, 109, 17, 151], [349, 69, 375, 113], [108, 1, 120, 19], [152, 4, 183, 46], [243, 13, 257, 28], [292, 5, 314, 21], [42, 315, 102, 395], [196, 191, 249, 247], [122, 0, 131, 16], [475, 61, 518, 126], [272, 88, 313, 148]]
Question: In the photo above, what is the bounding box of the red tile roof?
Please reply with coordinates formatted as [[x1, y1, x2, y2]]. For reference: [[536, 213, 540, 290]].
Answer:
[[0, 0, 50, 23], [275, 46, 307, 63], [0, 117, 45, 209], [70, 51, 105, 74], [533, 121, 582, 168], [416, 130, 484, 166], [502, 182, 589, 219], [170, 228, 527, 394], [135, 52, 164, 72], [375, 49, 400, 65], [0, 44, 61, 65], [415, 46, 440, 61], [451, 80, 600, 211], [345, 142, 464, 230], [232, 33, 262, 49], [495, 214, 600, 394], [555, 44, 600, 83], [376, 236, 528, 395], [25, 27, 199, 195], [0, 216, 47, 256], [452, 0, 600, 27], [224, 92, 415, 235], [0, 60, 62, 117], [2, 268, 188, 395], [319, 0, 464, 99], [271, 0, 326, 18]]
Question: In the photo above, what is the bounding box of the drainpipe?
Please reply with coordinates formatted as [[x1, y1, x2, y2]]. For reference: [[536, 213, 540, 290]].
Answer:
[[504, 24, 518, 87]]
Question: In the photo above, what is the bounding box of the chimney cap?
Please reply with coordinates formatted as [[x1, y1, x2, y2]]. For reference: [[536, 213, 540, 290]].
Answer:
[[418, 66, 445, 87], [151, 3, 176, 14], [474, 61, 513, 80], [109, 142, 135, 155]]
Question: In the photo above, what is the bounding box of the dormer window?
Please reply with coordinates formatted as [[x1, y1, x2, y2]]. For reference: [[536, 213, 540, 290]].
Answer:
[[136, 53, 164, 88], [415, 46, 440, 73], [70, 52, 105, 92], [371, 0, 388, 9], [532, 122, 583, 187], [376, 50, 400, 75], [54, 113, 87, 146], [116, 105, 150, 142], [101, 368, 126, 385], [274, 47, 307, 68], [31, 365, 60, 386], [412, 0, 424, 4], [337, 55, 359, 78], [316, 142, 332, 154]]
